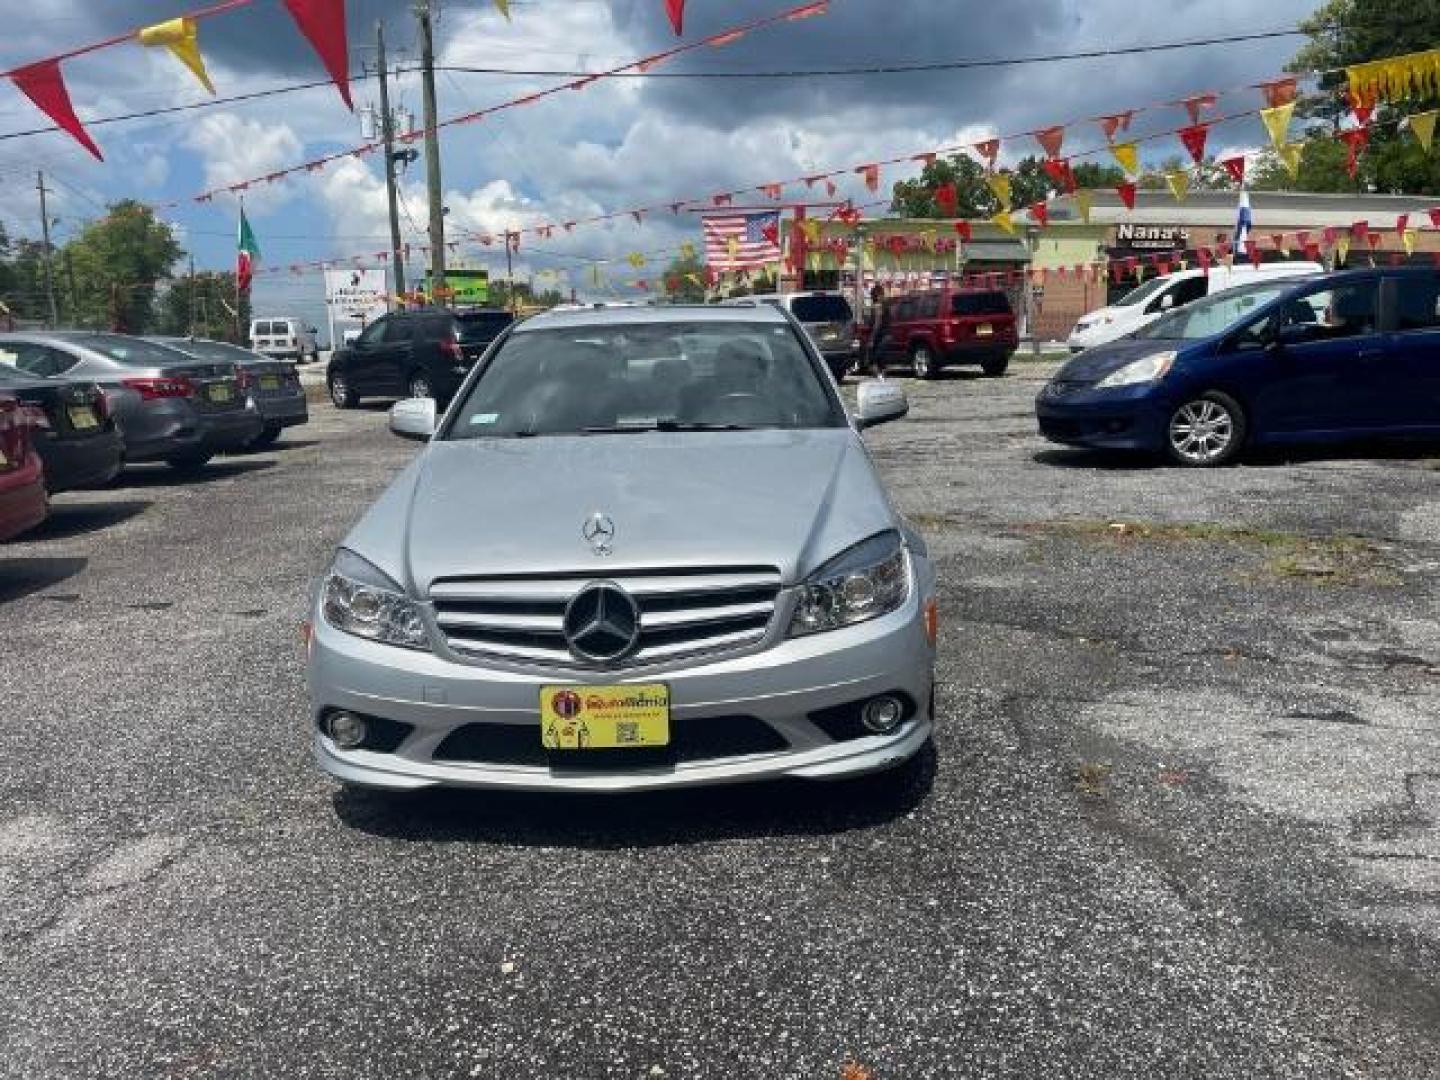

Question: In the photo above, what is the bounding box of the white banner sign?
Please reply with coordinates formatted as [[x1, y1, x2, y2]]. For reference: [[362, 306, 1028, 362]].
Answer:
[[324, 267, 389, 323]]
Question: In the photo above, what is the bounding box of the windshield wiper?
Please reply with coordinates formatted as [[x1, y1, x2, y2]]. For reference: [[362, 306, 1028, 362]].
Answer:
[[582, 420, 758, 434]]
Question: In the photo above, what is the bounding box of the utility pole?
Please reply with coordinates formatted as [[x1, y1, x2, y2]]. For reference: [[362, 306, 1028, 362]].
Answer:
[[416, 0, 446, 302], [504, 232, 515, 313], [187, 255, 197, 336], [36, 172, 59, 328], [376, 21, 406, 298]]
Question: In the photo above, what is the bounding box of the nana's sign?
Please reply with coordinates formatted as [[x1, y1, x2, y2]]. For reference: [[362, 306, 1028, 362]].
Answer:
[[1114, 224, 1190, 250]]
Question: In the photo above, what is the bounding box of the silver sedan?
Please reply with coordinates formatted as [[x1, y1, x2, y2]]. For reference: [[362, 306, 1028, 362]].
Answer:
[[306, 304, 937, 793]]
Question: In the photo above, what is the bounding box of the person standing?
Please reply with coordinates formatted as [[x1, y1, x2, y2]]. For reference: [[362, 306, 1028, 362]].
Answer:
[[865, 284, 890, 377]]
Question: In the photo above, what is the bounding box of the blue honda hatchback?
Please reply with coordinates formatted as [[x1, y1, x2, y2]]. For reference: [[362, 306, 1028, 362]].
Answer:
[[1036, 267, 1440, 466]]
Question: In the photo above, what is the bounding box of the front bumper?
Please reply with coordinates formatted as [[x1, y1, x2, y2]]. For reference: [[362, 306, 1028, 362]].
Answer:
[[308, 591, 936, 793], [1035, 384, 1169, 451]]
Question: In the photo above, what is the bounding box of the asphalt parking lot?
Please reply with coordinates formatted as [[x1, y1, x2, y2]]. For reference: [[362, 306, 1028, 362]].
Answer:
[[2, 362, 1438, 1078]]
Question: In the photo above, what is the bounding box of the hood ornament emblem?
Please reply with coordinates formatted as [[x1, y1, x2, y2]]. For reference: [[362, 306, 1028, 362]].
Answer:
[[582, 512, 616, 556]]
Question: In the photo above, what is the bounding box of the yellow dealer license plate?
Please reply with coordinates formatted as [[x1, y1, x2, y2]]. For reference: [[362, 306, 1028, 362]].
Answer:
[[259, 375, 281, 390], [207, 383, 233, 403], [68, 406, 98, 429], [540, 684, 670, 750], [976, 324, 994, 336]]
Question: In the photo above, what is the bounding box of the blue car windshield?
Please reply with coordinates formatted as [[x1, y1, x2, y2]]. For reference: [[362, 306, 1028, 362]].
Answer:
[[446, 321, 846, 438], [1135, 282, 1298, 340]]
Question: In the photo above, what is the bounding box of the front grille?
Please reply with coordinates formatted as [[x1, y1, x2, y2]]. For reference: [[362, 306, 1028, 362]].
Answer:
[[433, 715, 788, 768], [429, 566, 782, 667]]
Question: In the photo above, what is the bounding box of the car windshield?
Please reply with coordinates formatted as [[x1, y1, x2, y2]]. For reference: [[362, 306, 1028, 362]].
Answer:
[[790, 295, 853, 323], [446, 321, 845, 438], [952, 292, 1010, 316], [1134, 282, 1299, 340], [157, 339, 259, 364], [68, 335, 196, 366], [1112, 276, 1171, 307]]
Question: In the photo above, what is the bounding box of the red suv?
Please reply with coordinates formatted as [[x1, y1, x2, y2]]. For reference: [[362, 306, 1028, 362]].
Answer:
[[876, 288, 1019, 379]]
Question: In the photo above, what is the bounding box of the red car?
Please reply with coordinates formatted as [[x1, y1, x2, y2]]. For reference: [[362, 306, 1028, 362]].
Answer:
[[873, 287, 1019, 379], [0, 392, 46, 541]]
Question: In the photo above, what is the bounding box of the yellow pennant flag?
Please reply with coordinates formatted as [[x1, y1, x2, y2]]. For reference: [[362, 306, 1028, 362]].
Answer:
[[1074, 189, 1094, 224], [1409, 110, 1438, 153], [1347, 48, 1440, 104], [685, 273, 703, 288], [1278, 141, 1306, 179], [1403, 229, 1418, 256], [1110, 141, 1139, 175], [986, 173, 1012, 208], [626, 252, 646, 268], [1260, 102, 1296, 150], [1335, 234, 1352, 264], [727, 236, 740, 260], [137, 17, 215, 94], [991, 209, 1015, 235], [494, 0, 511, 18], [679, 241, 696, 261], [1165, 171, 1189, 203], [800, 218, 822, 244]]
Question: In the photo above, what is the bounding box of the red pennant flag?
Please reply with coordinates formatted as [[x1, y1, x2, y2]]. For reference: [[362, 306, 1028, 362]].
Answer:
[[665, 0, 685, 34], [10, 60, 102, 160], [1116, 181, 1137, 210], [858, 163, 880, 192], [1197, 247, 1212, 272], [1270, 233, 1286, 253], [954, 221, 972, 242], [1429, 209, 1440, 230], [1367, 231, 1382, 250], [1304, 242, 1321, 261], [1096, 111, 1134, 142], [1353, 101, 1375, 127], [935, 182, 958, 217], [1216, 239, 1232, 260], [1248, 240, 1262, 268], [1178, 123, 1210, 166], [283, 0, 353, 108], [1156, 260, 1171, 276], [1351, 220, 1370, 244], [1257, 77, 1298, 109], [1178, 92, 1218, 125], [761, 220, 780, 246], [1396, 213, 1410, 237], [1296, 231, 1310, 250], [712, 193, 733, 207], [1042, 157, 1076, 193], [973, 138, 1001, 168], [1220, 156, 1246, 185], [1034, 125, 1065, 159], [1322, 226, 1338, 247], [1111, 263, 1125, 285], [1029, 200, 1049, 228], [1341, 127, 1369, 178]]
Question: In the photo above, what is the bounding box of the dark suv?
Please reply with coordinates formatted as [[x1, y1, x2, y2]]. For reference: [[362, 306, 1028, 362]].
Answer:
[[327, 307, 514, 408], [877, 288, 1019, 379]]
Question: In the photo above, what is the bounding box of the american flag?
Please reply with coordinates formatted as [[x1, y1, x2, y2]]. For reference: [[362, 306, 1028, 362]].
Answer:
[[702, 211, 782, 271]]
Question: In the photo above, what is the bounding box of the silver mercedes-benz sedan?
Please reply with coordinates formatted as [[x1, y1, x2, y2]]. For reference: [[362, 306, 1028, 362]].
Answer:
[[306, 304, 937, 793]]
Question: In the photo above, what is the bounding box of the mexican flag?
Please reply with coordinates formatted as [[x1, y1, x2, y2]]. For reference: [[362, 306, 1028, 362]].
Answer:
[[237, 207, 259, 293]]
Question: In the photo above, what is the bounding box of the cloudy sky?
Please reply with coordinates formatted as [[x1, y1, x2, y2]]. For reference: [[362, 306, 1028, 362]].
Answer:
[[0, 0, 1325, 334]]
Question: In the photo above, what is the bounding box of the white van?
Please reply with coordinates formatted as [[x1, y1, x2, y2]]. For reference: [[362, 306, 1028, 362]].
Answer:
[[249, 317, 320, 363], [1067, 261, 1323, 352]]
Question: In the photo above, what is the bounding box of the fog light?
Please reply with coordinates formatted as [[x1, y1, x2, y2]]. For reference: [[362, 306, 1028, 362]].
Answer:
[[861, 696, 905, 734], [326, 710, 367, 749]]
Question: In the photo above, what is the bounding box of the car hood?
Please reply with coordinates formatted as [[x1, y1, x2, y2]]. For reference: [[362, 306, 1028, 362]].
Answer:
[[344, 428, 897, 593], [1054, 338, 1183, 381]]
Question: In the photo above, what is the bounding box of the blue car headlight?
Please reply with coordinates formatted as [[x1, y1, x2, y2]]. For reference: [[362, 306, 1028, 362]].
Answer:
[[322, 548, 430, 650], [1094, 350, 1176, 389], [788, 531, 910, 638]]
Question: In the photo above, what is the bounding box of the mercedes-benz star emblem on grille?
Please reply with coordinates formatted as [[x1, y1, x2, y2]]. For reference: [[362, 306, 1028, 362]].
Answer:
[[582, 512, 616, 556], [562, 583, 641, 663]]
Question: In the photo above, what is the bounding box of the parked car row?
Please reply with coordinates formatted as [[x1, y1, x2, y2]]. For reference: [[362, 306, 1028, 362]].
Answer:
[[1038, 265, 1440, 466], [0, 331, 309, 541]]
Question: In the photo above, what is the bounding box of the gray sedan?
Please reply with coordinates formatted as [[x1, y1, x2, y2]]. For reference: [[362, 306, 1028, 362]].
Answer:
[[149, 337, 308, 449], [307, 304, 937, 793], [0, 332, 262, 472]]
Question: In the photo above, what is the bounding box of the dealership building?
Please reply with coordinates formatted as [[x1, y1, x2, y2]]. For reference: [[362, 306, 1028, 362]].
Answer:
[[813, 190, 1440, 342]]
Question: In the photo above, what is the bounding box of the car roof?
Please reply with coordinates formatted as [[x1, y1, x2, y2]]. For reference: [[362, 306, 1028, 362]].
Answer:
[[516, 303, 789, 333]]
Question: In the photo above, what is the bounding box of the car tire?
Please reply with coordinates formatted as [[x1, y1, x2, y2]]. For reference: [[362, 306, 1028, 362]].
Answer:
[[329, 375, 356, 409], [982, 355, 1010, 377], [249, 423, 283, 449], [165, 450, 213, 474], [911, 343, 939, 380], [407, 372, 434, 400], [1165, 391, 1247, 468]]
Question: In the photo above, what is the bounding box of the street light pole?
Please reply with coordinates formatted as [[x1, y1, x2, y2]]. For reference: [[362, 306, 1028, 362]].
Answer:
[[416, 0, 446, 302]]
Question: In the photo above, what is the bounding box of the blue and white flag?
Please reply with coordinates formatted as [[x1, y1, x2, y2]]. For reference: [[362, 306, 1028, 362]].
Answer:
[[1233, 189, 1253, 250]]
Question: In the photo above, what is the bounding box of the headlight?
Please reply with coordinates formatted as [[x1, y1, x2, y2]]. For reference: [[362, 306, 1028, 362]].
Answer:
[[321, 548, 430, 650], [788, 531, 910, 638], [1094, 351, 1176, 389]]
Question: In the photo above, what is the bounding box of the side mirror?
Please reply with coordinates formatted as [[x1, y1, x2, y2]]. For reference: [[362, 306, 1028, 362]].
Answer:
[[389, 397, 437, 440], [855, 379, 909, 429]]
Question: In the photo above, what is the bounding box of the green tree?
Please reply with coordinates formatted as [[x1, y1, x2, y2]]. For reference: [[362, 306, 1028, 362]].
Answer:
[[0, 229, 53, 324], [63, 200, 182, 332], [892, 154, 1124, 218], [158, 271, 248, 340], [661, 252, 707, 302]]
